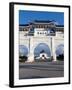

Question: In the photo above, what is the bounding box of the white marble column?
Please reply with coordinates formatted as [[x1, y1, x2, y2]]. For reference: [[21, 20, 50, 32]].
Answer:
[[27, 37, 34, 62], [51, 37, 57, 61]]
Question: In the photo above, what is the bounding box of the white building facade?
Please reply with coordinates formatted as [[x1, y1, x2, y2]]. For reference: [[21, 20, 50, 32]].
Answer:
[[19, 20, 64, 62]]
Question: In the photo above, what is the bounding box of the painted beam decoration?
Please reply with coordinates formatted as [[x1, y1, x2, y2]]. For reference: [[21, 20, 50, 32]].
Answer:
[[9, 2, 70, 87]]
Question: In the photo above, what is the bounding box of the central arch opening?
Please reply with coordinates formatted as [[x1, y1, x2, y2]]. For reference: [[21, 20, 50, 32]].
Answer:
[[34, 43, 51, 62]]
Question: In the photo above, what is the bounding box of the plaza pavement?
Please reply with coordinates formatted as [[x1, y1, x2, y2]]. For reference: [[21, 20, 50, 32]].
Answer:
[[19, 61, 64, 79]]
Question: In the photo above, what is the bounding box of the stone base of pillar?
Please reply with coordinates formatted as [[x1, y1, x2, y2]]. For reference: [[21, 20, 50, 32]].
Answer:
[[53, 55, 57, 61], [53, 59, 57, 62], [51, 55, 57, 62], [26, 54, 34, 63]]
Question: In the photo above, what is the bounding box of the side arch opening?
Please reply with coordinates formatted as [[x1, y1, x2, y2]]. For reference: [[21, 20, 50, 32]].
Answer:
[[56, 44, 64, 61], [19, 45, 28, 62]]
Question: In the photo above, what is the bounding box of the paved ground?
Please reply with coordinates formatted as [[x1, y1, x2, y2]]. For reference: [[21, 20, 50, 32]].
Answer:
[[19, 61, 64, 79]]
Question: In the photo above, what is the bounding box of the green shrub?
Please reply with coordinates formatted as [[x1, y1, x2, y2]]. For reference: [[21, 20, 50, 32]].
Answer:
[[19, 56, 28, 62]]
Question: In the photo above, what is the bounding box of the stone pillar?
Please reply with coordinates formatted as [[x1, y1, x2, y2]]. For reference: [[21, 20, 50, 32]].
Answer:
[[51, 37, 56, 61], [26, 37, 34, 62]]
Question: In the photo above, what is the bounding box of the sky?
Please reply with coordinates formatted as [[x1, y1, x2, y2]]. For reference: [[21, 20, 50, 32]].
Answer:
[[19, 10, 64, 25]]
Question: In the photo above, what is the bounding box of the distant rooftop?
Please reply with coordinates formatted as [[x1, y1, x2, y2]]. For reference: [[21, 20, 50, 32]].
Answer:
[[19, 24, 29, 26], [56, 25, 64, 27]]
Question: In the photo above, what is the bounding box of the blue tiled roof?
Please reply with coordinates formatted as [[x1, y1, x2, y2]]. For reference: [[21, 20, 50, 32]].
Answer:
[[34, 20, 53, 23], [19, 20, 64, 27]]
